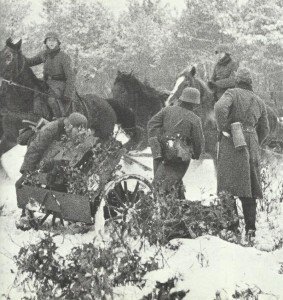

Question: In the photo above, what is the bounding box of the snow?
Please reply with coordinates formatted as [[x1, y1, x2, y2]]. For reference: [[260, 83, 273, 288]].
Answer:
[[0, 145, 282, 299]]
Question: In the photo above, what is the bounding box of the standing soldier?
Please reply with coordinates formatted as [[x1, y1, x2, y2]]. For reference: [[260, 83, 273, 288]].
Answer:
[[208, 43, 239, 102], [147, 87, 204, 197], [26, 32, 75, 118], [214, 67, 270, 239]]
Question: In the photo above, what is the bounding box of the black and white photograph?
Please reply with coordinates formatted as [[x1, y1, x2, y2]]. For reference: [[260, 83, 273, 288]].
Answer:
[[0, 0, 283, 298]]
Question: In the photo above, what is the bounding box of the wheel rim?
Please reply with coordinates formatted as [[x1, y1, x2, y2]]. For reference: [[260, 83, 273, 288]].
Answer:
[[104, 175, 154, 233]]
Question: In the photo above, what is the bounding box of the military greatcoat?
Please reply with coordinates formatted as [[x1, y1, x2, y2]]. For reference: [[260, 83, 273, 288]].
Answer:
[[211, 54, 238, 101], [214, 87, 269, 199]]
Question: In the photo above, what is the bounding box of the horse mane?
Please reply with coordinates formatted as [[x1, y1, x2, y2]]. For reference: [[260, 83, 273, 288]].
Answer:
[[114, 71, 168, 104]]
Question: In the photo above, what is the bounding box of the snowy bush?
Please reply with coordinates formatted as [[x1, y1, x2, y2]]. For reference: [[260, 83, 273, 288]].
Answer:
[[13, 233, 160, 299], [110, 188, 239, 246], [254, 157, 283, 251]]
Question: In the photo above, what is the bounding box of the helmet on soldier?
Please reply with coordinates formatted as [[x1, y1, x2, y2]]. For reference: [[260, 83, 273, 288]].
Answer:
[[179, 87, 200, 104], [44, 32, 61, 44], [67, 112, 88, 128], [235, 67, 252, 84], [64, 113, 88, 139]]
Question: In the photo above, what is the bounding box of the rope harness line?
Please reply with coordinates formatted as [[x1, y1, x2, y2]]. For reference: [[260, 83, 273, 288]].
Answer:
[[0, 77, 51, 98]]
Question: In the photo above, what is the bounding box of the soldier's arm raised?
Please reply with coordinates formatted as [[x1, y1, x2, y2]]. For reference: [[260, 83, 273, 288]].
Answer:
[[25, 51, 45, 67]]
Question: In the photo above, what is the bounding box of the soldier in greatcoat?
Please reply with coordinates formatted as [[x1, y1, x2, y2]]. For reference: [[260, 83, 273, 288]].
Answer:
[[26, 32, 75, 118], [214, 67, 270, 237], [208, 44, 239, 102], [147, 87, 204, 197]]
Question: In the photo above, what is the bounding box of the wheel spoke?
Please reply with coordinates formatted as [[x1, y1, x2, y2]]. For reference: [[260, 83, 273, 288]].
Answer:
[[131, 181, 140, 203], [108, 215, 123, 222], [116, 183, 126, 201], [122, 181, 131, 203], [40, 212, 51, 225], [107, 205, 124, 214], [110, 190, 127, 209]]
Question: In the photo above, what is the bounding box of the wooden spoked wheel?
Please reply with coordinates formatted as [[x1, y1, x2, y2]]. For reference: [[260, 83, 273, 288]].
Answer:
[[104, 174, 154, 235]]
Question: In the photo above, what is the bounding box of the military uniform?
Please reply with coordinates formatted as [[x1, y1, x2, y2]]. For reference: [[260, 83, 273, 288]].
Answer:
[[26, 32, 75, 118], [148, 88, 204, 197], [20, 113, 87, 174], [20, 118, 66, 173], [209, 44, 238, 101], [214, 68, 269, 233]]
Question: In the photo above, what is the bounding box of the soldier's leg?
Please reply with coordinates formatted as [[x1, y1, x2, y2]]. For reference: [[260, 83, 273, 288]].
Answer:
[[225, 195, 240, 232], [15, 174, 27, 218], [48, 81, 66, 118], [47, 97, 62, 119], [239, 197, 256, 233], [154, 161, 189, 197], [33, 94, 51, 120]]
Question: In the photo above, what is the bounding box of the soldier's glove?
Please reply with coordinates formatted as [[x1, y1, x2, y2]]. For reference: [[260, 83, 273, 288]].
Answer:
[[208, 81, 216, 90]]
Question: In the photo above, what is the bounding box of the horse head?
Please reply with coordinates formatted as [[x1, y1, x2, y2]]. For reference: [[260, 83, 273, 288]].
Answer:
[[112, 71, 136, 108], [165, 66, 197, 107], [166, 65, 215, 118], [0, 38, 23, 81], [112, 71, 166, 128], [0, 37, 42, 116]]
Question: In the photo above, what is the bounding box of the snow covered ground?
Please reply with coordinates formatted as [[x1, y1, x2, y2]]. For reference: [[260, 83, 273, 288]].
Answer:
[[0, 144, 282, 299]]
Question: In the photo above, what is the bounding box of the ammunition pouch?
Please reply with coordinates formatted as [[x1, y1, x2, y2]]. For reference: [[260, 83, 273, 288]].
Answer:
[[161, 135, 192, 163]]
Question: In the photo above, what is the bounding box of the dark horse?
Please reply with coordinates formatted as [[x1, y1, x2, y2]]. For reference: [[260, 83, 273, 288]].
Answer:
[[112, 71, 168, 131], [0, 39, 138, 156], [112, 68, 218, 160], [0, 39, 41, 155]]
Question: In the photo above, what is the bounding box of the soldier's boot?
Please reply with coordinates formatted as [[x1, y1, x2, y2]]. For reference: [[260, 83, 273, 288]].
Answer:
[[239, 197, 256, 231], [240, 197, 256, 245], [245, 229, 256, 244]]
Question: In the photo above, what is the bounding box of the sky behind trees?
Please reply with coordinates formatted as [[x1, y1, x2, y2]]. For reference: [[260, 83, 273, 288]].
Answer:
[[25, 0, 186, 23]]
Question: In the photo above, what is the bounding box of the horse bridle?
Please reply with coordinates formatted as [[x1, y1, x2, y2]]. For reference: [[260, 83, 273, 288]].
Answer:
[[0, 47, 51, 97], [2, 47, 26, 81]]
